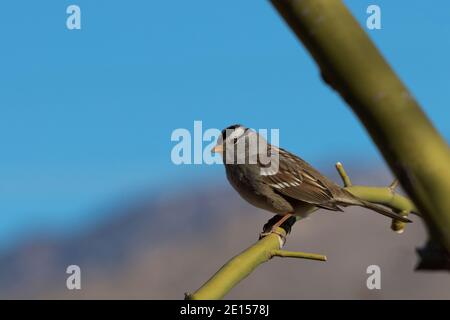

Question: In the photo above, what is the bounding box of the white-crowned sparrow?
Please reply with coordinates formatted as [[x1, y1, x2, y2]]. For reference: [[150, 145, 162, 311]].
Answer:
[[212, 124, 411, 234]]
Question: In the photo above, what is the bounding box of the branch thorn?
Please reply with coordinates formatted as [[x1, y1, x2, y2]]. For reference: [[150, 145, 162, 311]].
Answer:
[[335, 162, 352, 187], [389, 179, 399, 191], [271, 249, 327, 261]]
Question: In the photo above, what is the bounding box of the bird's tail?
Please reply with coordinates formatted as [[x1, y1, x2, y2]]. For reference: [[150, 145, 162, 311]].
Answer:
[[357, 199, 411, 223], [338, 193, 412, 223]]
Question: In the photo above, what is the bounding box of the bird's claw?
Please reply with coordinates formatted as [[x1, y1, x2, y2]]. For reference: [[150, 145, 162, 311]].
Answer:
[[259, 228, 287, 247]]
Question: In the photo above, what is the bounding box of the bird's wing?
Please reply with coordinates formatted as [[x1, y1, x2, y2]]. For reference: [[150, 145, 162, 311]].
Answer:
[[259, 147, 341, 210]]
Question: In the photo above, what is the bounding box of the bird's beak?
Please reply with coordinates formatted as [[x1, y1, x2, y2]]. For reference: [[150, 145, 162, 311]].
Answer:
[[212, 144, 224, 154]]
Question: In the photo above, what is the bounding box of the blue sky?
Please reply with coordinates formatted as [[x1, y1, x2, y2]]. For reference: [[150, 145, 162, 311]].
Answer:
[[0, 0, 449, 250]]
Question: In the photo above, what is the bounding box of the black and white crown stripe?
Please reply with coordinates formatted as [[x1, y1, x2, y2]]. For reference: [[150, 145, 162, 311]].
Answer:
[[226, 126, 246, 141], [221, 124, 249, 142]]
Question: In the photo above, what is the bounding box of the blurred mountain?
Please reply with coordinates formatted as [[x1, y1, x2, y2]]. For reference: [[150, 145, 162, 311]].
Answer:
[[0, 167, 449, 299]]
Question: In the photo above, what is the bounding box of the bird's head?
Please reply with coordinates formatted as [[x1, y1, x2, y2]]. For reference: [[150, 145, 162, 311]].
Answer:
[[212, 124, 272, 165], [213, 124, 279, 173], [212, 124, 249, 155]]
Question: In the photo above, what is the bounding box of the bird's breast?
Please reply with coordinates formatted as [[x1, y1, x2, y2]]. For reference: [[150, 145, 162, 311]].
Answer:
[[225, 165, 295, 214]]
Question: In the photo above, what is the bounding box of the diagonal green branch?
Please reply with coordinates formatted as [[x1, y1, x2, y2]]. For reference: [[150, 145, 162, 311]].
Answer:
[[185, 227, 300, 300], [186, 226, 327, 300], [270, 0, 450, 268], [187, 0, 450, 301]]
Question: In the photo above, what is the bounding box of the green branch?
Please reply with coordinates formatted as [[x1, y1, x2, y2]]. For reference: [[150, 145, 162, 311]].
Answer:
[[270, 0, 450, 268], [336, 162, 416, 233], [186, 162, 415, 300], [187, 0, 450, 300], [185, 227, 321, 300], [272, 249, 326, 261]]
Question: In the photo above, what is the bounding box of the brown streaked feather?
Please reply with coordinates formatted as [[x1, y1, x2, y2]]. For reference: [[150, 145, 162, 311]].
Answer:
[[260, 147, 342, 209]]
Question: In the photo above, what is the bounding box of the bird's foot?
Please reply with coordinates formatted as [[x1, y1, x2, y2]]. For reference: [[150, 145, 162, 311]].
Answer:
[[259, 228, 287, 246], [259, 213, 296, 246]]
